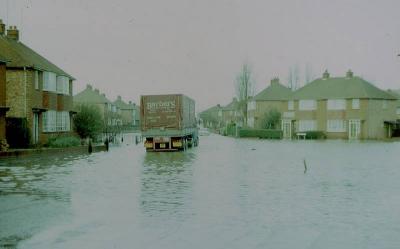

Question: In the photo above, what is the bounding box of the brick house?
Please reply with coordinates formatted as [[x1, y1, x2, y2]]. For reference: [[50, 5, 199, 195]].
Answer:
[[74, 84, 122, 130], [221, 98, 240, 127], [0, 22, 75, 146], [0, 57, 9, 143], [113, 96, 136, 131], [199, 104, 223, 129], [247, 78, 292, 132], [289, 70, 398, 139]]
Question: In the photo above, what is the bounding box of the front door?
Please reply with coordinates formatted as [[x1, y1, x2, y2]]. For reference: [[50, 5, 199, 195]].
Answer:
[[282, 119, 292, 139], [348, 119, 361, 139], [33, 113, 39, 144]]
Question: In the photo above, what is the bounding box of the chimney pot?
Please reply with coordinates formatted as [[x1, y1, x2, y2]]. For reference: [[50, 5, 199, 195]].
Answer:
[[7, 25, 19, 41], [271, 77, 279, 85], [346, 70, 353, 78], [322, 70, 330, 80], [86, 84, 92, 89], [0, 19, 5, 35], [94, 88, 99, 93], [118, 95, 121, 100]]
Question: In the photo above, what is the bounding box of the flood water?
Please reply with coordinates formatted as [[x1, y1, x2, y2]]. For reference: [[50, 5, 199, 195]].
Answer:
[[1, 134, 400, 249]]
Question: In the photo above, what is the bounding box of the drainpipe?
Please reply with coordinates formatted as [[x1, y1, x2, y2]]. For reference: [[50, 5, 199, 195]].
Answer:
[[23, 67, 27, 117]]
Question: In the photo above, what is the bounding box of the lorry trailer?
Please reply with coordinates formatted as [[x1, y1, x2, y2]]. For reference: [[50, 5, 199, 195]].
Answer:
[[140, 94, 198, 151]]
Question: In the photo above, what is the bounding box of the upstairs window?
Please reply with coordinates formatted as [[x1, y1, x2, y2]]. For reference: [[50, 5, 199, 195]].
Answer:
[[247, 101, 256, 111], [383, 100, 388, 109], [352, 99, 360, 109], [327, 99, 346, 110], [43, 71, 57, 92], [397, 107, 400, 115], [299, 100, 316, 110], [56, 76, 70, 95], [288, 100, 294, 110]]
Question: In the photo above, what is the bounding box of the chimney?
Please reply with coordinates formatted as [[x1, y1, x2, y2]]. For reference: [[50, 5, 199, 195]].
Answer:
[[101, 93, 106, 97], [346, 70, 353, 79], [233, 97, 237, 102], [94, 88, 100, 94], [86, 84, 92, 90], [118, 95, 122, 100], [7, 26, 19, 41], [0, 20, 5, 35], [322, 70, 330, 80], [270, 77, 279, 86]]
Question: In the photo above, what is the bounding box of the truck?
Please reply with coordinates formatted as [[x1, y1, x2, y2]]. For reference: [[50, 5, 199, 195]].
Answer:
[[140, 94, 198, 151]]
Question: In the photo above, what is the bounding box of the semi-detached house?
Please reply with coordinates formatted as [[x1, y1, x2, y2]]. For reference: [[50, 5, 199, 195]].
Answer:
[[0, 21, 75, 146], [286, 70, 397, 139]]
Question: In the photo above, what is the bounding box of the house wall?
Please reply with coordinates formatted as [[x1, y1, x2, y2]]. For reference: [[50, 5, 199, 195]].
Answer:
[[253, 100, 288, 129], [6, 68, 74, 145], [0, 62, 6, 140], [292, 98, 396, 139]]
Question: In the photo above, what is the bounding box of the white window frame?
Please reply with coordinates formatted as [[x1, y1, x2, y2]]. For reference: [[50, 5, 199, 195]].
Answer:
[[298, 120, 317, 132], [383, 100, 388, 109], [43, 71, 57, 92], [352, 99, 360, 109], [396, 107, 400, 115], [299, 100, 317, 110], [288, 100, 294, 111], [56, 76, 70, 95], [327, 119, 346, 132], [327, 99, 346, 110]]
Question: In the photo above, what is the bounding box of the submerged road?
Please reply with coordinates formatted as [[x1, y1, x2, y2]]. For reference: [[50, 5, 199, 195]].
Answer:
[[1, 135, 400, 249]]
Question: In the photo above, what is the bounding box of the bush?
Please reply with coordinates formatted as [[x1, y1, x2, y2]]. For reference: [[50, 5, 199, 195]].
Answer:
[[74, 104, 104, 139], [239, 128, 282, 139], [47, 136, 81, 148], [305, 131, 326, 139], [225, 122, 236, 136], [6, 118, 31, 148]]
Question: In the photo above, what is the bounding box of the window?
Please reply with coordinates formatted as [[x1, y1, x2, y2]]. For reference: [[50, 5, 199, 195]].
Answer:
[[43, 71, 57, 92], [218, 110, 222, 117], [43, 111, 70, 132], [288, 100, 294, 110], [383, 100, 387, 109], [247, 117, 255, 128], [397, 107, 400, 115], [56, 76, 70, 95], [352, 99, 360, 109], [299, 100, 316, 110], [34, 71, 39, 90], [248, 101, 256, 111], [42, 110, 57, 132], [327, 99, 346, 110], [327, 120, 346, 132], [298, 120, 317, 132]]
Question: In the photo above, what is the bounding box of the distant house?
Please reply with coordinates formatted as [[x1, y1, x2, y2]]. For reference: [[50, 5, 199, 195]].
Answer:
[[113, 96, 139, 131], [199, 104, 222, 129], [127, 101, 140, 129], [221, 98, 240, 126], [290, 70, 397, 139], [387, 89, 400, 120], [247, 78, 292, 132], [74, 84, 122, 129], [0, 21, 75, 146]]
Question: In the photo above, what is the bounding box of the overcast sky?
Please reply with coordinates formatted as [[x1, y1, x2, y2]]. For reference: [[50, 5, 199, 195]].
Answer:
[[1, 0, 400, 111]]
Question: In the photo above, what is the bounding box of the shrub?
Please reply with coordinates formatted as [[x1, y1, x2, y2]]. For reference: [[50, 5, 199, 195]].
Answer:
[[6, 118, 31, 148], [239, 128, 282, 139], [47, 136, 81, 148], [74, 104, 104, 139], [305, 131, 326, 139], [261, 108, 282, 129]]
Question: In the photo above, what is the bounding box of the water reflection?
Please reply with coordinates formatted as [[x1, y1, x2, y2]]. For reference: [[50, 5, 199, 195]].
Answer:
[[140, 151, 196, 218], [0, 151, 88, 200]]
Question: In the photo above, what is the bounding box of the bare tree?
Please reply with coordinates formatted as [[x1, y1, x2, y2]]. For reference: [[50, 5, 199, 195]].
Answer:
[[235, 64, 255, 126], [304, 63, 314, 85], [288, 65, 300, 90]]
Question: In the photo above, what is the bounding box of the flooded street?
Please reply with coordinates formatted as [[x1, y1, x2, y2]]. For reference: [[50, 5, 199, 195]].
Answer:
[[1, 135, 400, 249]]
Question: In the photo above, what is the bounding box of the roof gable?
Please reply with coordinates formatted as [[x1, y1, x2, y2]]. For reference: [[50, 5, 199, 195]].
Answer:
[[253, 81, 292, 101], [293, 76, 396, 100], [0, 35, 74, 79], [74, 87, 110, 104]]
